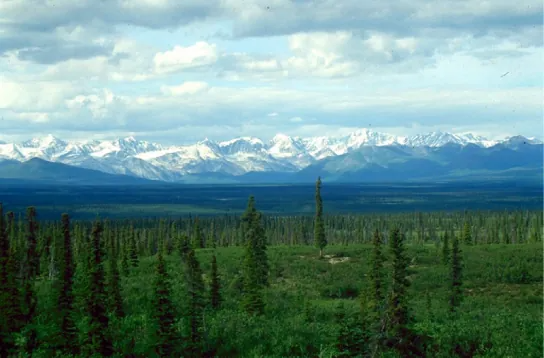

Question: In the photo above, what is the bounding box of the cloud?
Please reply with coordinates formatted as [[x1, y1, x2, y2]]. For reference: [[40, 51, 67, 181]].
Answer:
[[160, 81, 209, 96], [153, 42, 218, 74]]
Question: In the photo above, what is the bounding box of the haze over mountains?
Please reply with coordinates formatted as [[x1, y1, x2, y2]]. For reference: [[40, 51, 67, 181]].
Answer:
[[0, 129, 542, 184]]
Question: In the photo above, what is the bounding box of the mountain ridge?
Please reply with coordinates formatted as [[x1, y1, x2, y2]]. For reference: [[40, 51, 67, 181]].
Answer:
[[0, 129, 541, 183]]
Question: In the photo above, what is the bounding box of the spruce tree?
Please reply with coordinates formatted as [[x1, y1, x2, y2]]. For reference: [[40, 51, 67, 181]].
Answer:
[[241, 196, 267, 314], [462, 222, 472, 245], [86, 220, 114, 357], [0, 205, 19, 356], [314, 177, 327, 257], [22, 207, 39, 354], [385, 228, 420, 356], [210, 253, 221, 309], [153, 252, 179, 357], [184, 248, 205, 357], [370, 229, 385, 308], [121, 235, 130, 277], [128, 226, 139, 268], [442, 232, 450, 265], [177, 234, 191, 261], [449, 235, 463, 313], [192, 218, 205, 249], [108, 241, 124, 319], [57, 213, 78, 355]]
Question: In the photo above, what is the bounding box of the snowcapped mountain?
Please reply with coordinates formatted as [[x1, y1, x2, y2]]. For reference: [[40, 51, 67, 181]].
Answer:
[[0, 129, 539, 182]]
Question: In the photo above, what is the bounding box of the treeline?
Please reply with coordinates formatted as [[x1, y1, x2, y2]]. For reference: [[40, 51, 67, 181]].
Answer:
[[3, 210, 542, 254]]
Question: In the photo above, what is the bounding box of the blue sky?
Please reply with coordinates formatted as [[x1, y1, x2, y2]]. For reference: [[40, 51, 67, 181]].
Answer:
[[0, 0, 542, 145]]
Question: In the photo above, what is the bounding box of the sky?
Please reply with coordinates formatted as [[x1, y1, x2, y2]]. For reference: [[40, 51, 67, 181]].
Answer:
[[0, 0, 542, 145]]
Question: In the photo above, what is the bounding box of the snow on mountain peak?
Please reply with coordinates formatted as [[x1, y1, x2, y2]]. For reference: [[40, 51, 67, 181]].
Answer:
[[0, 130, 537, 181]]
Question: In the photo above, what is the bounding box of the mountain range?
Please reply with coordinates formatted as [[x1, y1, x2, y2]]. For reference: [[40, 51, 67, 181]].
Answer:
[[0, 129, 542, 184]]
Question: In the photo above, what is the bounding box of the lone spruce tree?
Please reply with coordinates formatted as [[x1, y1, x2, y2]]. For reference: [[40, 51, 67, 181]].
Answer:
[[86, 220, 114, 357], [57, 213, 79, 355], [449, 235, 463, 313], [314, 177, 327, 257], [241, 196, 268, 314], [153, 252, 179, 357], [210, 253, 222, 309]]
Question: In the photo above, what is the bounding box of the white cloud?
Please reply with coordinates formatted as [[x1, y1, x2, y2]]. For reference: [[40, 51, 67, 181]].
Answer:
[[160, 81, 209, 96], [153, 42, 218, 74]]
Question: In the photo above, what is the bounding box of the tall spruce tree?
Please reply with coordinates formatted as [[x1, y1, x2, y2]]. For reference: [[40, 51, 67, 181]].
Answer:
[[107, 238, 124, 319], [22, 206, 39, 354], [86, 220, 114, 357], [385, 228, 421, 356], [449, 235, 463, 313], [210, 253, 221, 309], [314, 177, 327, 257], [0, 204, 19, 356], [57, 213, 78, 355], [184, 248, 205, 357], [153, 252, 179, 357], [370, 229, 385, 309], [241, 196, 268, 314]]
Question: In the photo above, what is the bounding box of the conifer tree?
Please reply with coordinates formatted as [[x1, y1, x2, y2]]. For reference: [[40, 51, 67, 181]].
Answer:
[[0, 204, 19, 356], [57, 213, 78, 355], [370, 229, 385, 309], [449, 235, 463, 313], [153, 252, 179, 357], [314, 177, 327, 257], [108, 240, 124, 319], [241, 196, 268, 315], [192, 217, 205, 249], [442, 232, 450, 265], [385, 228, 420, 356], [462, 222, 472, 245], [86, 220, 114, 357], [22, 207, 39, 354], [184, 248, 205, 357], [121, 235, 130, 277], [210, 253, 221, 309], [128, 225, 139, 268], [177, 234, 191, 261]]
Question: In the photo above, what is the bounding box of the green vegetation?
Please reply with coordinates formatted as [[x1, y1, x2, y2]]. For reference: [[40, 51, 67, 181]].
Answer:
[[0, 182, 542, 357]]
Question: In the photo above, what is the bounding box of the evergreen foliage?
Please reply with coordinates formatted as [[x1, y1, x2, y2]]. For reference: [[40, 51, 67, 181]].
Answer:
[[153, 252, 179, 357], [462, 221, 472, 245], [442, 231, 450, 265], [314, 177, 327, 257], [210, 253, 222, 309], [241, 196, 268, 315], [0, 204, 19, 356], [86, 220, 114, 357], [128, 225, 139, 268], [385, 228, 422, 356], [57, 213, 79, 355], [450, 235, 463, 313], [184, 248, 205, 357]]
